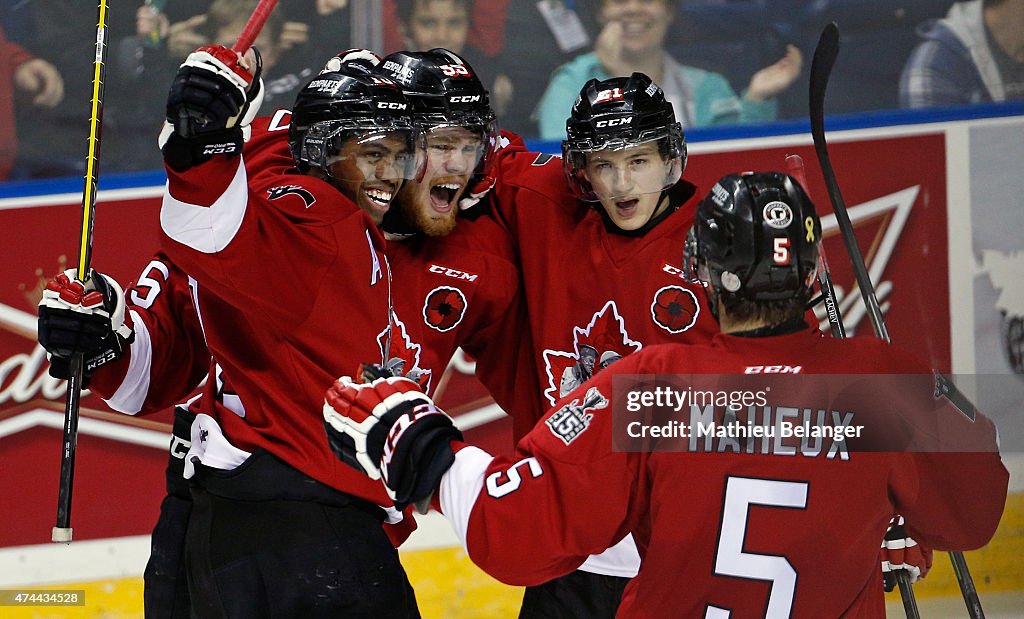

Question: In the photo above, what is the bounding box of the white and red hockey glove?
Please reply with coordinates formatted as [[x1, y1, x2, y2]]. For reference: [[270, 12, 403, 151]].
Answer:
[[160, 45, 264, 171], [38, 269, 134, 385], [323, 376, 462, 512], [881, 515, 933, 591]]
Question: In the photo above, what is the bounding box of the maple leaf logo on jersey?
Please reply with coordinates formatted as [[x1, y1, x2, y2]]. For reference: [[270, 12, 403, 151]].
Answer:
[[267, 185, 316, 208], [651, 285, 700, 334], [423, 286, 467, 333], [542, 300, 642, 406], [376, 310, 433, 392], [546, 386, 608, 445]]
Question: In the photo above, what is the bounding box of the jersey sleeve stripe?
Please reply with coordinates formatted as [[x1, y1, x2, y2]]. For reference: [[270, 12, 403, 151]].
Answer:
[[160, 160, 249, 253], [105, 308, 152, 415], [439, 445, 493, 549]]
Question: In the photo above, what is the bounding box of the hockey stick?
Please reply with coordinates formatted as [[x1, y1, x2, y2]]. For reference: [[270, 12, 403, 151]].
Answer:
[[53, 0, 110, 544], [809, 23, 888, 343], [809, 22, 986, 619], [808, 21, 921, 618], [785, 154, 844, 338], [233, 0, 279, 52]]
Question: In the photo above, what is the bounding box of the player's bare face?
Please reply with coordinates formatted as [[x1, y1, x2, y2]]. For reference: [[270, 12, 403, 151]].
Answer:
[[328, 133, 411, 225], [408, 0, 470, 53], [396, 126, 482, 236], [600, 0, 672, 54], [585, 143, 672, 231]]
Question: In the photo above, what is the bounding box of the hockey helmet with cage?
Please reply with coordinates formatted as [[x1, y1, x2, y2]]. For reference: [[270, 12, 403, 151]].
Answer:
[[562, 73, 686, 202], [374, 48, 499, 183], [288, 63, 424, 181], [683, 172, 821, 302]]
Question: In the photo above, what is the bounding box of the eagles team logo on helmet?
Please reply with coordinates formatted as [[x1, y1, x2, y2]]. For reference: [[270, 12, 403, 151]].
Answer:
[[375, 48, 500, 186], [684, 172, 822, 301], [288, 64, 425, 180], [562, 72, 687, 202]]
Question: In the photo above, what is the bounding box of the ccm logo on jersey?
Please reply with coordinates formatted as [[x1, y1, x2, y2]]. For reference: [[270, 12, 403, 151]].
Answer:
[[428, 264, 478, 281], [662, 263, 687, 280], [595, 117, 632, 128], [744, 365, 803, 374]]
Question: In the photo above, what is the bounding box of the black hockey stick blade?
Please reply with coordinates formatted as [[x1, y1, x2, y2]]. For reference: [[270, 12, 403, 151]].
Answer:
[[809, 23, 839, 143], [808, 22, 890, 343]]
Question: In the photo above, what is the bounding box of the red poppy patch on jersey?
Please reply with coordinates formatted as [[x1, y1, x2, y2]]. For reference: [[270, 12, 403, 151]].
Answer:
[[650, 285, 699, 334], [422, 286, 467, 332]]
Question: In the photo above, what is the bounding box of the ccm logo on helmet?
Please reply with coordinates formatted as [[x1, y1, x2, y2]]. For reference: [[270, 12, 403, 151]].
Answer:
[[595, 117, 632, 128], [377, 101, 408, 110], [450, 95, 481, 103]]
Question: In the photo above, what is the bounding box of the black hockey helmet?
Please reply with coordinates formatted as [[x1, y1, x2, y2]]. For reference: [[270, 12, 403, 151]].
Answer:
[[289, 62, 425, 180], [375, 48, 499, 181], [562, 72, 686, 201], [684, 172, 821, 301]]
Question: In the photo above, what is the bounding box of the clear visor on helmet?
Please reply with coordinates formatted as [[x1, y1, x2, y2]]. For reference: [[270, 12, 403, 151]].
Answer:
[[303, 119, 426, 182], [563, 124, 684, 202], [423, 124, 489, 179], [419, 113, 499, 180]]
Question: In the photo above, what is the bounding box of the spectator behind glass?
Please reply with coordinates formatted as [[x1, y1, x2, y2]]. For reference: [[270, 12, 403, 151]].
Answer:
[[900, 0, 1024, 108], [534, 0, 802, 140], [495, 0, 599, 137], [383, 0, 510, 57], [0, 22, 63, 180], [395, 0, 514, 115], [106, 0, 331, 172]]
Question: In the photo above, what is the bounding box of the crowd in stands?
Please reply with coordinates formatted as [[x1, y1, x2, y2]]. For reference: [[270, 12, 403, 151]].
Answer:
[[2, 0, 1021, 180]]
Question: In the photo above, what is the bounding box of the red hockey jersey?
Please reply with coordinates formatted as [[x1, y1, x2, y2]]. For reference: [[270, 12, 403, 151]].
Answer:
[[159, 112, 395, 505], [237, 111, 531, 419], [486, 133, 721, 441], [385, 212, 529, 415], [88, 251, 209, 414], [438, 329, 1008, 618]]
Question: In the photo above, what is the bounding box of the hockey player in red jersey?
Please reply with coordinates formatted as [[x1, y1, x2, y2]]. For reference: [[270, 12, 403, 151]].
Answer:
[[156, 45, 424, 616], [323, 171, 1009, 618], [470, 72, 722, 615], [368, 48, 532, 413], [38, 254, 208, 617]]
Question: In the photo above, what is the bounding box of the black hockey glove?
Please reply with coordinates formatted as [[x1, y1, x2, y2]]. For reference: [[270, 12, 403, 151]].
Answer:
[[323, 376, 462, 512], [38, 269, 134, 386], [161, 45, 264, 172]]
